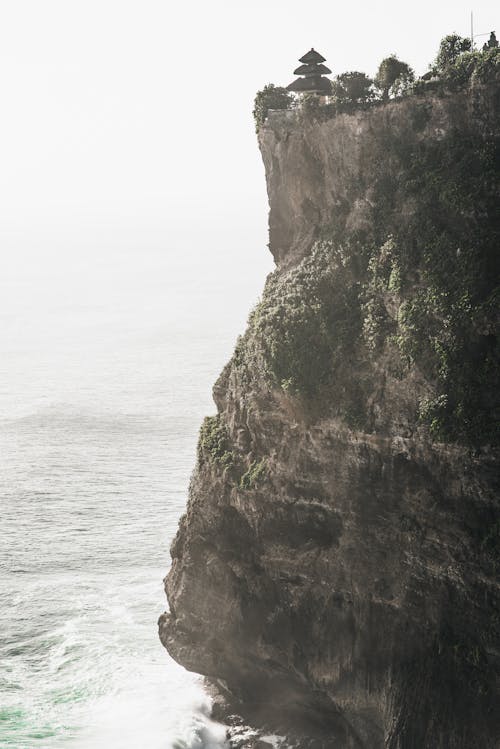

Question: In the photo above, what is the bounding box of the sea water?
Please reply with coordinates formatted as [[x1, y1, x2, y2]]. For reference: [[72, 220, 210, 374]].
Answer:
[[0, 220, 271, 748]]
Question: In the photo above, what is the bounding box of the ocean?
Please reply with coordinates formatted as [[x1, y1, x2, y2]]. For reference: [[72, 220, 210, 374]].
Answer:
[[0, 221, 271, 748]]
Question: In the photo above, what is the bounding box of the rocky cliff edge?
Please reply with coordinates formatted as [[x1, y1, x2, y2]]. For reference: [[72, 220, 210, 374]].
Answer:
[[159, 83, 500, 748]]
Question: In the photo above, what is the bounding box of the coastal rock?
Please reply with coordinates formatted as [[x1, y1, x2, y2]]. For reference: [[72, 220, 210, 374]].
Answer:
[[160, 84, 500, 747]]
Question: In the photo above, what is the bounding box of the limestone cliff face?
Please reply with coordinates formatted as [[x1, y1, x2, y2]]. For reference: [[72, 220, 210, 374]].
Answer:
[[160, 84, 500, 748]]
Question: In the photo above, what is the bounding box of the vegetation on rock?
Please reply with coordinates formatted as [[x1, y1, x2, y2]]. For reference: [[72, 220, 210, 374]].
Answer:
[[198, 414, 233, 467], [255, 34, 500, 126], [252, 84, 293, 131], [389, 129, 500, 445], [330, 71, 375, 106], [248, 75, 500, 448], [239, 459, 267, 490], [434, 33, 472, 73], [374, 55, 415, 100], [165, 59, 500, 749], [246, 242, 362, 399]]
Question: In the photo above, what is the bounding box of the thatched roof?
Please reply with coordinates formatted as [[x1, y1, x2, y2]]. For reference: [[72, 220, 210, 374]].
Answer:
[[298, 48, 326, 64], [286, 76, 332, 93], [287, 48, 331, 94], [293, 62, 332, 76]]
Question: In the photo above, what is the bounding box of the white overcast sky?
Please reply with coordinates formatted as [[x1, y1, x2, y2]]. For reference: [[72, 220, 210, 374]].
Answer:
[[0, 0, 497, 234]]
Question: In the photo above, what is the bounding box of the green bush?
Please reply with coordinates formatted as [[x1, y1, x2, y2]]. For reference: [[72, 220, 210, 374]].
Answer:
[[253, 84, 294, 132], [375, 56, 415, 100], [432, 39, 499, 90], [472, 46, 500, 83], [434, 33, 472, 73], [331, 71, 375, 106], [444, 51, 479, 88], [362, 237, 400, 350], [248, 53, 499, 446], [418, 394, 450, 441], [198, 415, 233, 467], [248, 242, 362, 398], [239, 459, 267, 490], [389, 128, 500, 446]]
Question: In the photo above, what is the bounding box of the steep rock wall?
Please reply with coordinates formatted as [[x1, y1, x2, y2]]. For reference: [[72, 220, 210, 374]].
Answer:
[[159, 84, 500, 748]]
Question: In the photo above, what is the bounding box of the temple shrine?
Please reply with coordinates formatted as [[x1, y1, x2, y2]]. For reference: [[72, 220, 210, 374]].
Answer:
[[287, 48, 332, 96]]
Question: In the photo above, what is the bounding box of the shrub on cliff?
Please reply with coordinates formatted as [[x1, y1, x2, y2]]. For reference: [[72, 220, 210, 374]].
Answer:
[[325, 77, 500, 447], [444, 46, 500, 89], [330, 71, 375, 108], [472, 46, 500, 82], [375, 56, 415, 100], [425, 35, 500, 91], [239, 458, 267, 490], [253, 84, 293, 131], [434, 33, 472, 73], [379, 128, 500, 446], [198, 415, 233, 467], [361, 236, 400, 351], [248, 242, 362, 400]]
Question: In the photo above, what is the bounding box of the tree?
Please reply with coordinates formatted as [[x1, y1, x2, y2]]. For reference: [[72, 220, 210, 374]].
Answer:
[[253, 84, 293, 131], [473, 45, 500, 83], [375, 56, 415, 100], [434, 34, 472, 72], [330, 71, 374, 106]]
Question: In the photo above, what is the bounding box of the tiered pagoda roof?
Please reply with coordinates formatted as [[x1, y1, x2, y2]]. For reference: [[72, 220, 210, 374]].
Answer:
[[287, 48, 332, 94], [298, 49, 327, 64]]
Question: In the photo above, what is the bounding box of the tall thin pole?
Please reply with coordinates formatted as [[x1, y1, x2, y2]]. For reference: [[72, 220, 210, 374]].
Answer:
[[471, 11, 474, 49]]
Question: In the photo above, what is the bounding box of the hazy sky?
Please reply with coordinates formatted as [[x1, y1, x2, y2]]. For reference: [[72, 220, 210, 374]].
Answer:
[[0, 0, 497, 240]]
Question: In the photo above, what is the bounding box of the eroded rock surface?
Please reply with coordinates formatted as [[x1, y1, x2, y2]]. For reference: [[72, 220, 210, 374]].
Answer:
[[160, 84, 500, 747]]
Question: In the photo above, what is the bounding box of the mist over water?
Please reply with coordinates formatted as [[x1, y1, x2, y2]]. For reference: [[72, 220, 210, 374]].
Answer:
[[0, 217, 272, 748]]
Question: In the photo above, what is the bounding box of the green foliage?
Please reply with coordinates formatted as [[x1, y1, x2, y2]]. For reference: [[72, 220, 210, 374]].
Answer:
[[362, 296, 390, 351], [348, 118, 500, 447], [253, 33, 498, 128], [375, 56, 415, 100], [330, 71, 374, 106], [248, 242, 362, 398], [471, 46, 500, 83], [388, 129, 500, 446], [418, 394, 450, 441], [239, 459, 267, 490], [253, 84, 293, 131], [361, 237, 400, 350], [443, 51, 479, 88], [198, 415, 233, 467], [424, 42, 500, 91], [434, 33, 472, 72], [248, 47, 500, 446]]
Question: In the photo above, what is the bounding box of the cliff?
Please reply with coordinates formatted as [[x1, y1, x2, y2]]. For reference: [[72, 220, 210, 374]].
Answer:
[[159, 83, 500, 748]]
